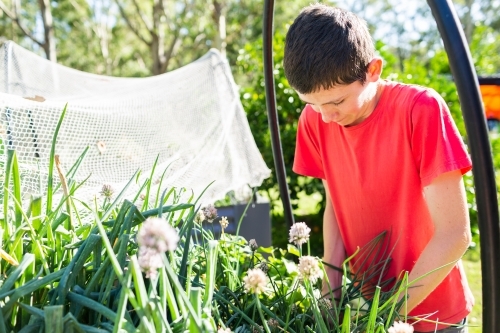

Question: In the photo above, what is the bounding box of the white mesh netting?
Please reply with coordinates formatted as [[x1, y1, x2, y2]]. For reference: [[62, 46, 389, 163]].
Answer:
[[0, 41, 270, 204]]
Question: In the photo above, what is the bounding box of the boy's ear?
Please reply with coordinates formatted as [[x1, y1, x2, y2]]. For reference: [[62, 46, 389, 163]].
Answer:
[[366, 57, 383, 82]]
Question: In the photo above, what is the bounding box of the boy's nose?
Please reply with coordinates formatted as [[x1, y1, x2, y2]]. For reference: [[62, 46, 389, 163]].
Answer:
[[321, 113, 335, 123], [319, 107, 336, 123]]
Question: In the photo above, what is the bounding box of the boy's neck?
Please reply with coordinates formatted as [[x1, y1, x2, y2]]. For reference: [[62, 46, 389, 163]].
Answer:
[[346, 79, 386, 127]]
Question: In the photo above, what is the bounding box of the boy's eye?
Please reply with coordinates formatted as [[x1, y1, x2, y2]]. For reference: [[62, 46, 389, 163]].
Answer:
[[332, 100, 344, 106]]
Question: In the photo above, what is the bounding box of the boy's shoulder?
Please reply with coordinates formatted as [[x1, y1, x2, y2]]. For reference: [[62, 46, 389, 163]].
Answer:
[[382, 80, 443, 107], [384, 80, 437, 96]]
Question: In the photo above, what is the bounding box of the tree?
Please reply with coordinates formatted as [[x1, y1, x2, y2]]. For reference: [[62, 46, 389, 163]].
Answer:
[[211, 0, 227, 56], [51, 0, 128, 76], [114, 0, 218, 75], [0, 0, 57, 61]]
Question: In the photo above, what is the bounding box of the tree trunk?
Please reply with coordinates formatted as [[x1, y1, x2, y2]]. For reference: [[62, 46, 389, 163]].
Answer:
[[462, 0, 475, 43], [38, 0, 56, 62], [150, 0, 166, 75], [212, 0, 226, 57], [97, 25, 112, 75]]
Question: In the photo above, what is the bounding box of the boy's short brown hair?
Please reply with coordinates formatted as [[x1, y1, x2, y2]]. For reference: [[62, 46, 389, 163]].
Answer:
[[284, 4, 375, 94]]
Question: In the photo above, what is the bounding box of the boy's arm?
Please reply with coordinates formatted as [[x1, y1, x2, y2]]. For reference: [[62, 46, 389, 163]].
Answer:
[[403, 169, 472, 313], [322, 180, 346, 298]]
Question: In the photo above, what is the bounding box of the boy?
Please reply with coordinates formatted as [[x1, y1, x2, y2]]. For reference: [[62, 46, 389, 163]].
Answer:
[[283, 4, 474, 332]]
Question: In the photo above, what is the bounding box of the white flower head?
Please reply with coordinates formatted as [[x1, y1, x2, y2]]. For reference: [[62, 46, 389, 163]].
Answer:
[[194, 209, 205, 223], [137, 217, 179, 252], [388, 321, 414, 333], [220, 216, 229, 230], [252, 325, 263, 333], [298, 256, 323, 284], [100, 184, 114, 199], [217, 328, 232, 333], [243, 268, 268, 295], [203, 204, 218, 223], [289, 222, 311, 246], [136, 217, 180, 278], [319, 298, 333, 310], [256, 261, 269, 274], [137, 247, 163, 279], [267, 318, 279, 328], [249, 239, 258, 251]]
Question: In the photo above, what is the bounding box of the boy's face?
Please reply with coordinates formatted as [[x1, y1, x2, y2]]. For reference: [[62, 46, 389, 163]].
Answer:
[[297, 58, 383, 127], [297, 80, 380, 127]]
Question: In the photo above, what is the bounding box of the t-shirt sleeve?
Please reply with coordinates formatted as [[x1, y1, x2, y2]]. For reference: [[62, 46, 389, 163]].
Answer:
[[293, 107, 326, 179], [411, 89, 472, 187]]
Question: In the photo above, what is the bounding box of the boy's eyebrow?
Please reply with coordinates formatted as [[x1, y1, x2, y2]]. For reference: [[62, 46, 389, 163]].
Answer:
[[298, 96, 345, 105]]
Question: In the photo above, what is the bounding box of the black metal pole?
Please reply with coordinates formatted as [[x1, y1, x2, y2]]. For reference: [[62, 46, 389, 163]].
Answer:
[[263, 0, 295, 228], [427, 1, 500, 332]]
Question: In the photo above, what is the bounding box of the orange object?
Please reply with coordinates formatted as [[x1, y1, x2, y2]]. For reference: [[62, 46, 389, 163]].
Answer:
[[478, 77, 500, 121]]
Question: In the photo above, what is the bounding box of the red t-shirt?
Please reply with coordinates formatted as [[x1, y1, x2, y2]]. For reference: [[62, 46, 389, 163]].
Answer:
[[293, 81, 474, 332]]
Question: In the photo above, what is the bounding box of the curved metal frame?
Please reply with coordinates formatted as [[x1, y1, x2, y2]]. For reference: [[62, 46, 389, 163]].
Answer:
[[263, 0, 294, 228], [263, 0, 500, 331], [427, 1, 500, 332]]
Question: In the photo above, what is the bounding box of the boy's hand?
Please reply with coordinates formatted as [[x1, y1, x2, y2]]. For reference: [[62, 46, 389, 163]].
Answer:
[[347, 295, 370, 312]]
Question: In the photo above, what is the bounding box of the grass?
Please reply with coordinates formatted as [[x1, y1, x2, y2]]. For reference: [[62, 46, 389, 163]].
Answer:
[[463, 249, 482, 333]]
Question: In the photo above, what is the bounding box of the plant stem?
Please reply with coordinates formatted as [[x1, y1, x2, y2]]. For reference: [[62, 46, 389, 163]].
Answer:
[[254, 295, 271, 333]]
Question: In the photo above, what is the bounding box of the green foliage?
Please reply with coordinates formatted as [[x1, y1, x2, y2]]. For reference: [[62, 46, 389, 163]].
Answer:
[[470, 24, 500, 75], [1, 141, 416, 332]]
